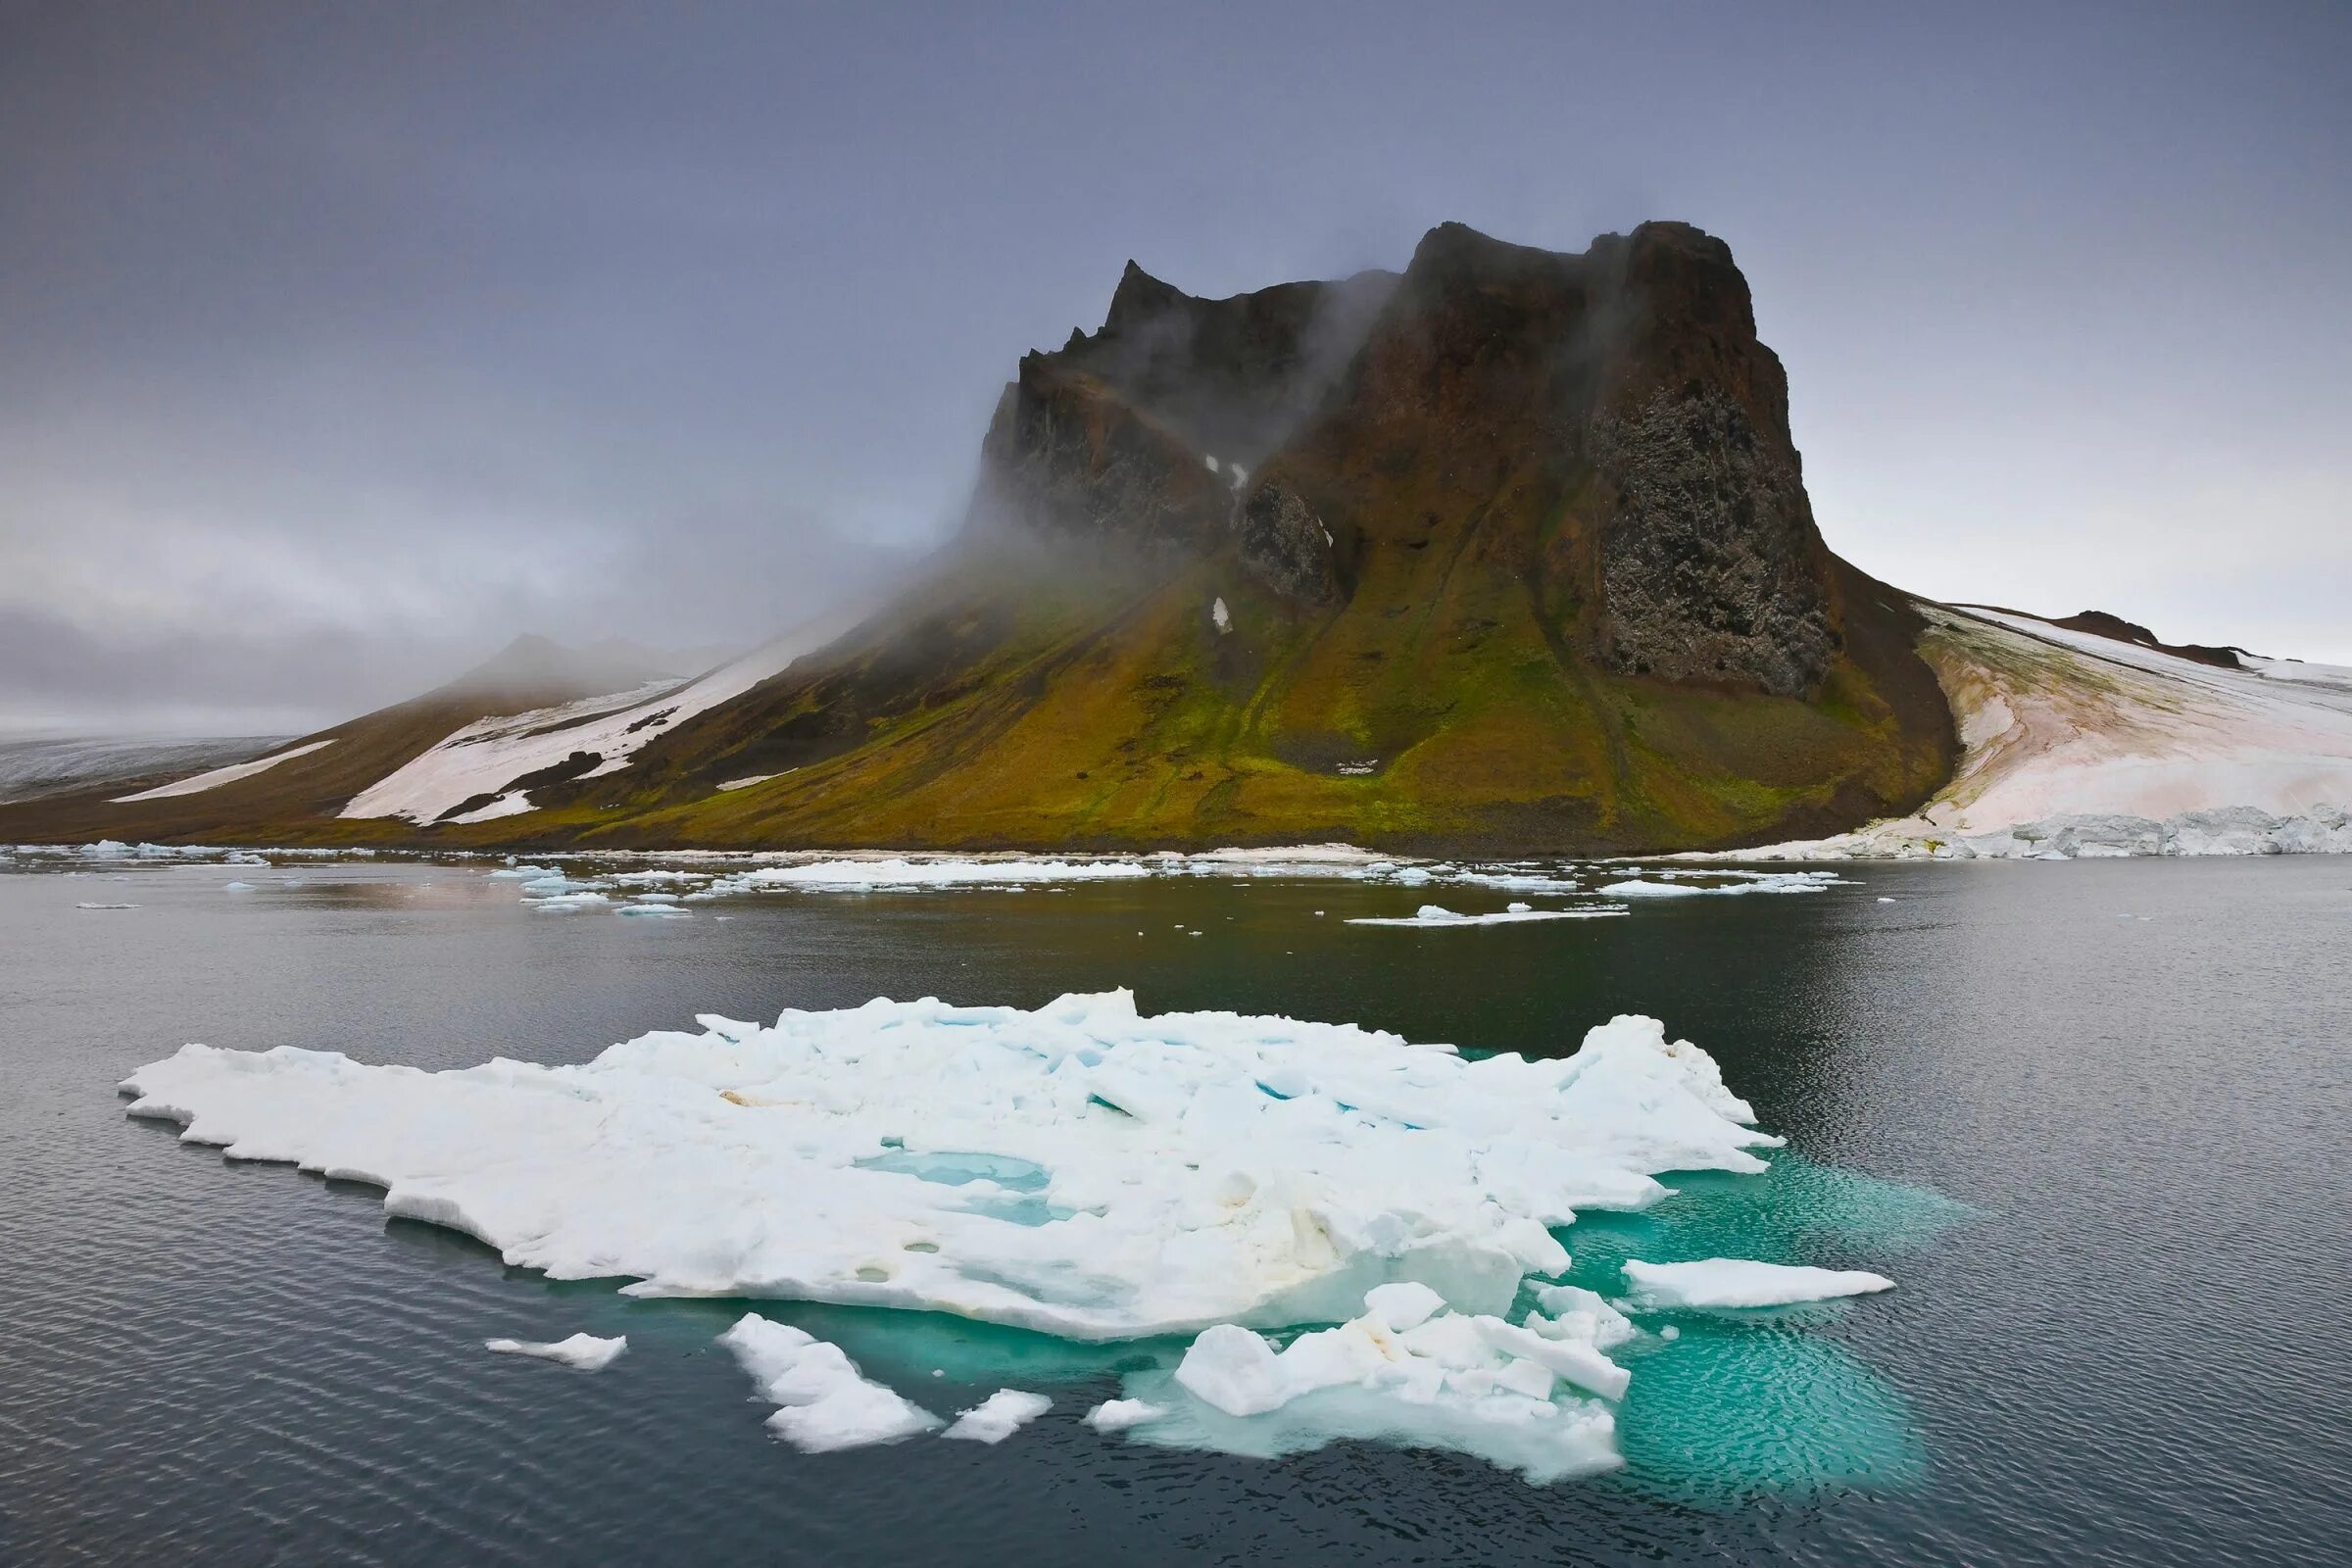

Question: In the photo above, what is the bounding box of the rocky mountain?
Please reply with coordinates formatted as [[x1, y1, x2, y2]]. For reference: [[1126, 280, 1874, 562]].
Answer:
[[2, 221, 1993, 853]]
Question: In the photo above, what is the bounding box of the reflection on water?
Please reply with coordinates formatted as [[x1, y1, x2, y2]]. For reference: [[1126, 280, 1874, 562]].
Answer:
[[3, 856, 2348, 1565]]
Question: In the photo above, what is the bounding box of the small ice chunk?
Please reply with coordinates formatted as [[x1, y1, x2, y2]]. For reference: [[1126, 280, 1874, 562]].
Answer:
[[1623, 1258, 1893, 1308], [75, 903, 138, 910], [223, 881, 256, 892], [1212, 597, 1231, 634], [484, 1332, 627, 1371], [1362, 1281, 1447, 1332], [1146, 1287, 1628, 1482], [942, 1389, 1052, 1444], [719, 1314, 940, 1451], [1204, 454, 1220, 473], [1175, 1323, 1293, 1416], [1084, 1397, 1166, 1433]]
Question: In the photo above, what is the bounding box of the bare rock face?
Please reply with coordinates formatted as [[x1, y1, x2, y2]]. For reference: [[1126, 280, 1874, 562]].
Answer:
[[1237, 478, 1339, 603], [974, 220, 1866, 702], [1591, 387, 1833, 694], [972, 358, 1230, 554]]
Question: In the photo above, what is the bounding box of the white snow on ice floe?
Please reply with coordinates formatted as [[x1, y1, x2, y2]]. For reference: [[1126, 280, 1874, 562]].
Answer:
[[119, 996, 1779, 1341], [1596, 871, 1845, 898], [1115, 1284, 1626, 1483], [76, 902, 137, 909], [720, 1314, 939, 1450], [942, 1389, 1053, 1444], [111, 739, 336, 802], [1348, 903, 1625, 926], [1622, 1258, 1893, 1308], [484, 1332, 627, 1370], [710, 857, 1153, 891]]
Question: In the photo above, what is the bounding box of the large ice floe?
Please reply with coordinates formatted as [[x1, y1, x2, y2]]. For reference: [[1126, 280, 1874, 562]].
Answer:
[[119, 993, 1918, 1483], [120, 995, 1780, 1340], [1729, 605, 2352, 859]]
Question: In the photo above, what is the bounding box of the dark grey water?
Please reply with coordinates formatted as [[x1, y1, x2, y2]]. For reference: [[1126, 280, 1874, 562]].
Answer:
[[1, 855, 2346, 1565]]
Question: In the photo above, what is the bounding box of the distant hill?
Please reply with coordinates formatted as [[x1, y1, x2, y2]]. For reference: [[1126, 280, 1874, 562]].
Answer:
[[0, 734, 290, 806]]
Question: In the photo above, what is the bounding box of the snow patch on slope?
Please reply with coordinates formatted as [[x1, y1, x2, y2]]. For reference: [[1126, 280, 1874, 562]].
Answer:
[[1728, 605, 2352, 859], [112, 739, 336, 802], [342, 631, 829, 824]]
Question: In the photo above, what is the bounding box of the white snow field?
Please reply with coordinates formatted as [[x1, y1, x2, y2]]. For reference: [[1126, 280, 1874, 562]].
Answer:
[[1733, 605, 2352, 859], [483, 1332, 627, 1370], [719, 1315, 940, 1451], [110, 739, 338, 803], [1621, 1258, 1893, 1308], [120, 995, 1781, 1341], [342, 633, 824, 824]]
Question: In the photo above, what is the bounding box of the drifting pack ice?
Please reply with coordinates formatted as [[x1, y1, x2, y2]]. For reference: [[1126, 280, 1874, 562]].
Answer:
[[120, 993, 1780, 1341]]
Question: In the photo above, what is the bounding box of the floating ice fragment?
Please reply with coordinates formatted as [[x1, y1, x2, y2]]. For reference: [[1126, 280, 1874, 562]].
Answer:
[[1595, 873, 1842, 898], [1348, 904, 1622, 926], [76, 903, 137, 909], [1148, 1285, 1626, 1482], [1622, 1258, 1894, 1308], [719, 1314, 940, 1450], [942, 1389, 1052, 1444], [1084, 1397, 1165, 1433], [484, 1332, 626, 1370], [223, 881, 255, 892]]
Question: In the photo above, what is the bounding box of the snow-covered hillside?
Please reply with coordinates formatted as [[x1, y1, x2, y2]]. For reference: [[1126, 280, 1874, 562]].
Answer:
[[1738, 605, 2352, 858], [341, 637, 815, 824]]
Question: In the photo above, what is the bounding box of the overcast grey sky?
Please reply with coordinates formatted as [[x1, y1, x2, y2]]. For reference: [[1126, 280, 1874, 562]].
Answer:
[[4, 0, 2346, 733]]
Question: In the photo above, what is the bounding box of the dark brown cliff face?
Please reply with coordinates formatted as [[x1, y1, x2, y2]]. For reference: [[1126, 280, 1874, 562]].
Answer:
[[978, 220, 1842, 699]]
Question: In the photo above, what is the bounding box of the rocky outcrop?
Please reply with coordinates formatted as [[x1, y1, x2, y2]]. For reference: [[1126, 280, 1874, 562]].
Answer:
[[1590, 386, 1832, 694], [979, 220, 1853, 701], [1237, 478, 1339, 603]]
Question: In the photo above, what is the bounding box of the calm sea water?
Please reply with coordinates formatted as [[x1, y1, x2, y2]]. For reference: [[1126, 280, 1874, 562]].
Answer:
[[1, 855, 2345, 1565]]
